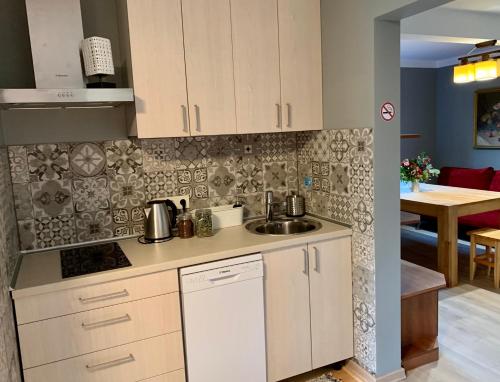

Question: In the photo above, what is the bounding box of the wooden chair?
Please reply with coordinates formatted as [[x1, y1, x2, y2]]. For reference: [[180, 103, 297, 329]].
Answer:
[[468, 228, 500, 288]]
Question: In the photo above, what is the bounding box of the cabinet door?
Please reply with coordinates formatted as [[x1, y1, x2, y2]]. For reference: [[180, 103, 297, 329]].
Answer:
[[182, 0, 237, 135], [127, 0, 190, 138], [308, 237, 354, 369], [230, 0, 282, 133], [263, 245, 312, 381], [278, 0, 323, 131]]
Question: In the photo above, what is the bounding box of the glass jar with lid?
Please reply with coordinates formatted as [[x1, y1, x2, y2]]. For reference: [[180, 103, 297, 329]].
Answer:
[[178, 212, 194, 239]]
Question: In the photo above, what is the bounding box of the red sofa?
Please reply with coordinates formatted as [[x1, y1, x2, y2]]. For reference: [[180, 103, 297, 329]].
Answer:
[[438, 167, 500, 229]]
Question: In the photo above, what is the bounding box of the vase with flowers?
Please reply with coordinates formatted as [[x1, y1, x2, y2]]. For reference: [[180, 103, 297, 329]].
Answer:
[[400, 152, 440, 192]]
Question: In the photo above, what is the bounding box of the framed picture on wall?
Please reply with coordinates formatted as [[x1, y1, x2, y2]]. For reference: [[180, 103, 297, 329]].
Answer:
[[474, 88, 500, 149]]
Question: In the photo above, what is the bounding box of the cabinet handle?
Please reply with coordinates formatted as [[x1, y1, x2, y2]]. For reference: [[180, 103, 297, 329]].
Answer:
[[194, 104, 201, 132], [86, 354, 135, 371], [276, 103, 282, 128], [313, 246, 320, 272], [78, 289, 129, 304], [303, 248, 309, 275], [81, 314, 131, 329], [181, 105, 189, 133], [286, 103, 291, 128]]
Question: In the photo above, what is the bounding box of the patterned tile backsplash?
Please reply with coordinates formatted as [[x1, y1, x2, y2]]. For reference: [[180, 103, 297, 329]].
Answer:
[[9, 133, 299, 251], [7, 128, 376, 374]]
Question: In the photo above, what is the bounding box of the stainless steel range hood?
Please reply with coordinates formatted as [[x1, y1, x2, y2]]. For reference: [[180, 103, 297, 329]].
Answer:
[[0, 0, 133, 110]]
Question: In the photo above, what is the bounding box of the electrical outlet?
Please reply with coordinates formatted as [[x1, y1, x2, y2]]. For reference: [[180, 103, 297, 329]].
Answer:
[[168, 195, 190, 210], [149, 195, 190, 210]]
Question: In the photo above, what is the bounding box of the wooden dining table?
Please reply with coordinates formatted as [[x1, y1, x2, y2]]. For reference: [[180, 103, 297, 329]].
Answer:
[[401, 183, 500, 287]]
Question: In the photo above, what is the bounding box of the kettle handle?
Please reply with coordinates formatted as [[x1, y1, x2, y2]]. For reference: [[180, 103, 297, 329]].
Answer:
[[164, 200, 178, 228]]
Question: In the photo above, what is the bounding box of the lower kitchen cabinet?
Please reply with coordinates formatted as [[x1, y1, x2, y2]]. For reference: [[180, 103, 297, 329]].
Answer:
[[263, 236, 353, 381]]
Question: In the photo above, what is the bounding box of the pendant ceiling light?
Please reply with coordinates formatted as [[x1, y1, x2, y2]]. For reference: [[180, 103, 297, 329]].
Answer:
[[453, 40, 499, 84]]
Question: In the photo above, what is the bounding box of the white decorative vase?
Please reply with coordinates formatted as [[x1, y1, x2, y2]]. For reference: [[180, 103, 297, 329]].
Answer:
[[411, 181, 420, 193]]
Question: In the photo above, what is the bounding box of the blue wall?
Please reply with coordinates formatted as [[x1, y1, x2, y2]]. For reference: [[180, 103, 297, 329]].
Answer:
[[435, 66, 500, 169], [400, 68, 436, 160]]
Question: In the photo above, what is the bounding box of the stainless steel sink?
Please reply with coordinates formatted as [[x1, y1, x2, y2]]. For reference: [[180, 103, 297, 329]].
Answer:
[[245, 218, 322, 236]]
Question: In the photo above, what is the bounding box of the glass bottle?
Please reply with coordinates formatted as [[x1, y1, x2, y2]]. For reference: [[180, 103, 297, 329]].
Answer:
[[178, 212, 194, 239]]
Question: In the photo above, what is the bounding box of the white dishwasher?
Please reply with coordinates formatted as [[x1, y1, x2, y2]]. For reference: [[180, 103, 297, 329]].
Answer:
[[180, 253, 267, 382]]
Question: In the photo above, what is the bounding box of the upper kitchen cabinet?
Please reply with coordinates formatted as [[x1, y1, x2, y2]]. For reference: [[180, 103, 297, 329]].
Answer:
[[231, 0, 282, 134], [278, 0, 323, 131], [125, 0, 190, 138], [182, 0, 237, 136]]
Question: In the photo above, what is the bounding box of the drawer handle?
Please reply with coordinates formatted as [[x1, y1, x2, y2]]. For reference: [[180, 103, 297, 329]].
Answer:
[[86, 353, 135, 371], [78, 289, 129, 304], [82, 314, 131, 329]]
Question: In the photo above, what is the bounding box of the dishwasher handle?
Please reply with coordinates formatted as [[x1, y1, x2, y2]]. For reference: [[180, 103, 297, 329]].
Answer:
[[181, 259, 263, 293], [209, 273, 241, 285]]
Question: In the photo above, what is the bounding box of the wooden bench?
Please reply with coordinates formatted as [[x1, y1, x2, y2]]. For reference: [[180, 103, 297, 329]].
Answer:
[[401, 260, 446, 371]]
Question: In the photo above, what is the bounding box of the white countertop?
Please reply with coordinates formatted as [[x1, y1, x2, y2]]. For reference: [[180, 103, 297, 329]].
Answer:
[[12, 217, 351, 299]]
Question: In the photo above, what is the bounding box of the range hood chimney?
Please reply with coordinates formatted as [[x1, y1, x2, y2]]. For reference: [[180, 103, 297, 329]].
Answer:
[[0, 0, 133, 109]]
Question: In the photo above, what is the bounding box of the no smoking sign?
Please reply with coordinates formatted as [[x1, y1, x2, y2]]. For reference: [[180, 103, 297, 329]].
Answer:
[[380, 102, 395, 122]]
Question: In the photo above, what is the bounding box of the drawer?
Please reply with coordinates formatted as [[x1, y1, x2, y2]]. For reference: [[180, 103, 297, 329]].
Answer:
[[23, 332, 184, 382], [19, 293, 181, 368], [15, 270, 178, 324], [139, 369, 185, 382]]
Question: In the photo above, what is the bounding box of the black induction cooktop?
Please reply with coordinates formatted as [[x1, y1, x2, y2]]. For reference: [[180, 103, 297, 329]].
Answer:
[[60, 242, 132, 279]]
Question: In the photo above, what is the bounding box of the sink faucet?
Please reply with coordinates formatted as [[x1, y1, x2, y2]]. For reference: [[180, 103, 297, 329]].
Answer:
[[265, 191, 285, 222], [265, 191, 274, 222]]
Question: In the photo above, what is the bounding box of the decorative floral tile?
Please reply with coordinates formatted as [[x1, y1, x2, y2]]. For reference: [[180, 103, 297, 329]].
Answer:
[[236, 158, 263, 194], [236, 134, 262, 157], [330, 164, 350, 195], [238, 193, 264, 218], [350, 128, 373, 165], [208, 165, 236, 197], [350, 163, 374, 200], [311, 191, 329, 216], [328, 194, 352, 225], [12, 184, 33, 220], [190, 198, 210, 210], [112, 207, 144, 237], [287, 161, 298, 192], [352, 264, 375, 301], [75, 210, 113, 242], [206, 135, 239, 167], [142, 139, 176, 173], [312, 161, 320, 176], [175, 137, 207, 169], [8, 146, 29, 183], [297, 131, 313, 162], [210, 195, 236, 207], [353, 319, 376, 374], [144, 171, 178, 201], [352, 197, 374, 236], [109, 173, 145, 209], [72, 176, 110, 213], [69, 142, 106, 177], [329, 129, 350, 164], [352, 232, 375, 271], [17, 220, 36, 251], [353, 295, 376, 335], [34, 214, 76, 248], [264, 162, 288, 191], [260, 133, 296, 162], [309, 130, 330, 162], [105, 139, 143, 175], [177, 168, 208, 199], [27, 144, 70, 181], [31, 180, 73, 218]]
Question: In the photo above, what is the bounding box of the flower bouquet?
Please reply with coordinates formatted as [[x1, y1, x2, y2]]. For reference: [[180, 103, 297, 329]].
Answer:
[[400, 152, 440, 192]]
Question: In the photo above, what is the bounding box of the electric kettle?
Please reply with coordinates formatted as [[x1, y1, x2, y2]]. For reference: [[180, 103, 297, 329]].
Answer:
[[143, 199, 178, 242]]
